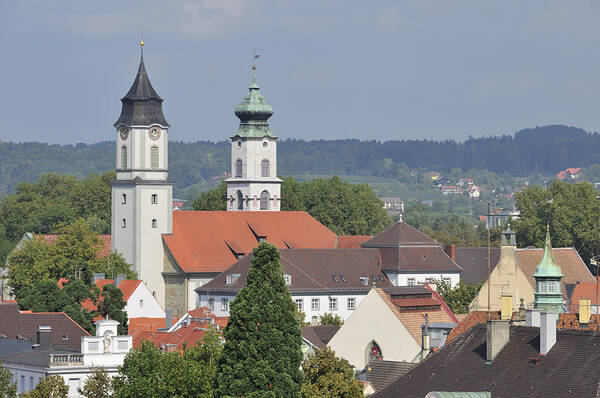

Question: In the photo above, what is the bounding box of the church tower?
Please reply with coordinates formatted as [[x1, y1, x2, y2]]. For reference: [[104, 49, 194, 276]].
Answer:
[[533, 226, 564, 313], [226, 62, 281, 211], [111, 41, 172, 306]]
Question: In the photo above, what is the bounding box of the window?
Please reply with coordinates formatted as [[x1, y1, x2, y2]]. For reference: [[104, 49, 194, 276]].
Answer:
[[150, 146, 159, 169], [121, 146, 127, 168], [442, 277, 451, 285], [237, 190, 244, 210], [221, 298, 229, 311], [539, 281, 547, 293], [260, 190, 269, 210], [29, 376, 34, 391], [151, 194, 158, 204], [311, 298, 320, 311], [208, 298, 214, 311], [548, 281, 555, 293], [329, 297, 338, 311], [121, 194, 127, 204], [368, 341, 382, 361], [235, 159, 243, 177], [295, 298, 304, 311], [407, 278, 416, 286], [340, 275, 347, 282], [139, 299, 144, 308], [263, 141, 268, 147], [226, 275, 233, 285], [121, 218, 126, 228], [261, 159, 270, 177], [88, 341, 99, 352], [360, 277, 369, 286], [284, 274, 292, 285], [21, 376, 24, 392], [152, 219, 157, 228], [347, 297, 356, 310], [118, 340, 129, 350], [425, 277, 434, 284]]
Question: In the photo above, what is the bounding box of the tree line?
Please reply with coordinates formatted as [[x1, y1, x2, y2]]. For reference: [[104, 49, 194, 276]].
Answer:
[[3, 125, 600, 196]]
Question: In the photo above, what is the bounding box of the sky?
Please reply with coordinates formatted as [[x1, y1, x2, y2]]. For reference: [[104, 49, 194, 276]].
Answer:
[[1, 1, 600, 144]]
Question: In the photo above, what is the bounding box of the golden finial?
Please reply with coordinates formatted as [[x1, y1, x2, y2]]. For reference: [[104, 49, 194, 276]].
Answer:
[[140, 24, 144, 47]]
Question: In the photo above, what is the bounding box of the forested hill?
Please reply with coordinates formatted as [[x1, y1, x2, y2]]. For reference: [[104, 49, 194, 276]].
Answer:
[[1, 124, 598, 195]]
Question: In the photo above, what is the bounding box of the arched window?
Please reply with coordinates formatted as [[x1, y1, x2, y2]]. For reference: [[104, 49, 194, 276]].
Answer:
[[237, 190, 244, 211], [260, 191, 269, 210], [150, 146, 159, 169], [261, 159, 270, 177], [121, 146, 127, 168], [235, 159, 243, 177], [367, 341, 382, 362]]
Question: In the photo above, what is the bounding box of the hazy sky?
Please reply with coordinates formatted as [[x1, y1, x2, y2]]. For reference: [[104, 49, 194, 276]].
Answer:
[[1, 1, 600, 144]]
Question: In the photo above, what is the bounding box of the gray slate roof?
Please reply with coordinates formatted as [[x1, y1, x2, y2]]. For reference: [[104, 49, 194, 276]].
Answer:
[[0, 338, 33, 359], [301, 325, 340, 348], [114, 54, 169, 127], [361, 222, 440, 248], [362, 360, 414, 391], [1, 348, 77, 368]]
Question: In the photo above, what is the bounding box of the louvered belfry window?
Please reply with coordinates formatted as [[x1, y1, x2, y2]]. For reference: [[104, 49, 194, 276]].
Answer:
[[121, 146, 127, 168], [261, 159, 270, 177], [260, 191, 269, 210], [151, 146, 159, 169]]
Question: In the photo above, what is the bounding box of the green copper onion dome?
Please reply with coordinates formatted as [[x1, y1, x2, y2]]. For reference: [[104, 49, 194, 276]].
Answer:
[[232, 66, 276, 139], [533, 225, 564, 278]]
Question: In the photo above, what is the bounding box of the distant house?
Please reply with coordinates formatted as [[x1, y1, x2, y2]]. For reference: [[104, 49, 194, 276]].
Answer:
[[432, 177, 453, 187], [440, 185, 462, 195], [556, 167, 582, 180], [172, 199, 186, 211], [379, 197, 404, 214], [466, 184, 480, 199]]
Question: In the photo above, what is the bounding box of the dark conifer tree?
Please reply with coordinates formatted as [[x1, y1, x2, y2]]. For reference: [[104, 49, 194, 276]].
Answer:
[[214, 243, 302, 397]]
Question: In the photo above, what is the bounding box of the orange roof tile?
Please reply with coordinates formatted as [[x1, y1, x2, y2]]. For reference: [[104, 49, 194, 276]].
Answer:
[[128, 317, 166, 335], [162, 211, 337, 273], [336, 235, 372, 249], [133, 325, 213, 351], [569, 283, 600, 313]]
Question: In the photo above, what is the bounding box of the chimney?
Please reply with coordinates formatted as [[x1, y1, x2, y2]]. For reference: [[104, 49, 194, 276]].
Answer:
[[421, 314, 431, 360], [486, 320, 510, 364], [93, 273, 105, 283], [165, 308, 173, 329], [36, 326, 51, 350], [540, 312, 557, 355], [526, 309, 541, 327], [444, 245, 456, 262], [115, 274, 126, 287]]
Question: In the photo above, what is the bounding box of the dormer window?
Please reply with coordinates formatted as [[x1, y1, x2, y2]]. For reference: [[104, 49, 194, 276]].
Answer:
[[284, 274, 292, 285], [360, 277, 369, 286], [226, 274, 241, 285]]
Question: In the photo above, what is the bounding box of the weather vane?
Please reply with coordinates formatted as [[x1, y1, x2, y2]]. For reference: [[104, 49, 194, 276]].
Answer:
[[252, 50, 260, 82]]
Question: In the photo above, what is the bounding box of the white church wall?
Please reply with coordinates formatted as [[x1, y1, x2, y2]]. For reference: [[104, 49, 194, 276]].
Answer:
[[125, 282, 166, 319]]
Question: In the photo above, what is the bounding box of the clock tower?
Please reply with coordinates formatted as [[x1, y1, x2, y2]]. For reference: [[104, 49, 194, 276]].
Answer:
[[111, 42, 172, 306], [226, 63, 281, 211]]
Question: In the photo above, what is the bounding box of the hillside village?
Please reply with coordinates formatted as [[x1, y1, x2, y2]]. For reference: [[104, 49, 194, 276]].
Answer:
[[4, 10, 600, 398]]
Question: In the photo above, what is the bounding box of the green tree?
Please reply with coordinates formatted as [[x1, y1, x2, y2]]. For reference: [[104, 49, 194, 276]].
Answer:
[[512, 180, 600, 266], [300, 347, 362, 398], [78, 368, 113, 398], [7, 218, 134, 297], [436, 280, 482, 314], [22, 375, 68, 398], [319, 313, 343, 326], [97, 284, 128, 335], [0, 362, 16, 398], [113, 331, 221, 398], [192, 181, 227, 211], [214, 243, 303, 397]]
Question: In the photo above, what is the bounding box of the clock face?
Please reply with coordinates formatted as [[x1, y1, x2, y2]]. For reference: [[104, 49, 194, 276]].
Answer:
[[119, 126, 129, 140], [149, 127, 161, 141]]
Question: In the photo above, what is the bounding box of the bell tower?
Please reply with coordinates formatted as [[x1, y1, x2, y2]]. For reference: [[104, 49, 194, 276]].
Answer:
[[226, 60, 281, 211], [111, 41, 172, 307], [533, 225, 564, 314]]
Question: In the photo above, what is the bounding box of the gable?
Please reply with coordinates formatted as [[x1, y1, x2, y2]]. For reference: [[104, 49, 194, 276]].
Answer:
[[516, 247, 595, 288], [362, 222, 439, 248]]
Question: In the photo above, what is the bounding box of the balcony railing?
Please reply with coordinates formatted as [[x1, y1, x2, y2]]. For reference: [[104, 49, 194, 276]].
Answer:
[[49, 353, 83, 366]]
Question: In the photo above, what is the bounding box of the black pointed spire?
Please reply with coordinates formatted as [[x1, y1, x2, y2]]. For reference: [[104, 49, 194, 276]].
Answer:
[[114, 45, 169, 127]]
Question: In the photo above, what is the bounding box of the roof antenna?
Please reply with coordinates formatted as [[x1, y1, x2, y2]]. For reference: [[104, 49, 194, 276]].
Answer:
[[252, 50, 260, 83]]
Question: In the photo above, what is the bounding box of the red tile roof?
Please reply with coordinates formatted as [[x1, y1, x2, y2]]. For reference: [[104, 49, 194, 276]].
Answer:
[[133, 324, 213, 351], [569, 283, 600, 312], [60, 279, 142, 315], [335, 235, 372, 248], [38, 234, 111, 257], [162, 211, 337, 273], [128, 317, 166, 336]]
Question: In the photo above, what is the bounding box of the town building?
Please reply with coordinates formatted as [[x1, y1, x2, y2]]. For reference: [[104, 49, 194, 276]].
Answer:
[[327, 286, 457, 369], [1, 319, 132, 397], [371, 311, 600, 398], [556, 167, 582, 181], [532, 227, 564, 313], [196, 221, 462, 322]]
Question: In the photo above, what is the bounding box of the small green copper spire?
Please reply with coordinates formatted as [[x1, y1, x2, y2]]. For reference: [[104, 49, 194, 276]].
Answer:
[[533, 225, 564, 278], [231, 54, 277, 139]]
